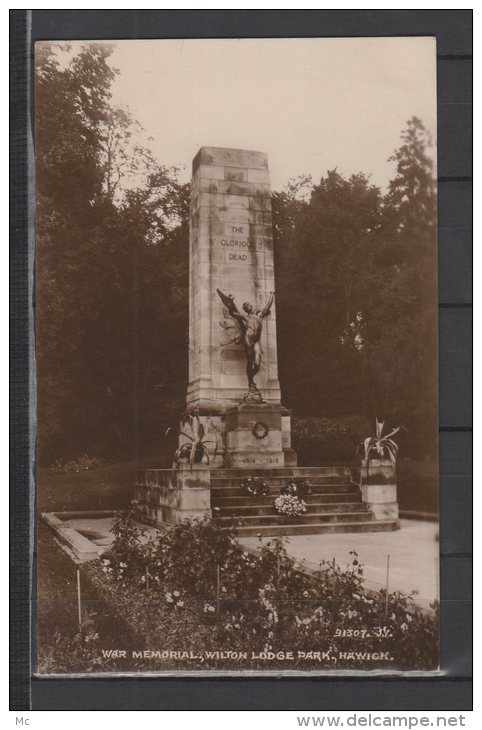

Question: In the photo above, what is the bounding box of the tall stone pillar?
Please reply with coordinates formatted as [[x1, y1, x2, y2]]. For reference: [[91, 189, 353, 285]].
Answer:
[[187, 147, 281, 409]]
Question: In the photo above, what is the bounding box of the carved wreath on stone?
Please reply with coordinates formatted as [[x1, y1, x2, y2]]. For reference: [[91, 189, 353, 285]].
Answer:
[[252, 421, 269, 440]]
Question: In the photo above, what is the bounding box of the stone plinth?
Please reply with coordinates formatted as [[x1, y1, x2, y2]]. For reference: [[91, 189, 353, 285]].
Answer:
[[224, 402, 296, 468], [187, 146, 281, 410]]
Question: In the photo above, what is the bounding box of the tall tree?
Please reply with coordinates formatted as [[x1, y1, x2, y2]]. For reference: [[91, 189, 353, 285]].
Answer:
[[373, 116, 437, 453], [386, 116, 436, 236], [274, 170, 383, 417], [273, 118, 437, 461], [36, 44, 189, 464], [36, 43, 116, 462]]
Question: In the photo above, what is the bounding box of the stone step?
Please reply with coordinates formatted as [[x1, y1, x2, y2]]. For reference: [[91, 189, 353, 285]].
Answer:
[[212, 492, 363, 507], [234, 520, 400, 537], [215, 502, 369, 517], [220, 511, 374, 526], [211, 484, 359, 499], [213, 467, 354, 479], [211, 475, 352, 487]]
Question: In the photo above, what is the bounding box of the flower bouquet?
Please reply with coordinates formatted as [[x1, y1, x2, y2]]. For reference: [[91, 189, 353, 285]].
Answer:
[[274, 493, 307, 517]]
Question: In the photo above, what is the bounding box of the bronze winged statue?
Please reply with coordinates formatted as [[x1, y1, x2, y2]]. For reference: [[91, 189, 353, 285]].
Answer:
[[216, 288, 274, 393]]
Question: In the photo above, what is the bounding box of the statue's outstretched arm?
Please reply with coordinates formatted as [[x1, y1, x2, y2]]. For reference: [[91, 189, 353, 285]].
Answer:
[[216, 288, 244, 322], [260, 291, 274, 318]]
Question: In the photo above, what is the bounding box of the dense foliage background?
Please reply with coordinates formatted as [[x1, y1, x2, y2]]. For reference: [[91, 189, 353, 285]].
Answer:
[[36, 44, 438, 473]]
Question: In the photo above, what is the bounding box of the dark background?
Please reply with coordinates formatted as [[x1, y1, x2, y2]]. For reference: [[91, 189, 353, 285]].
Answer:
[[10, 9, 472, 711]]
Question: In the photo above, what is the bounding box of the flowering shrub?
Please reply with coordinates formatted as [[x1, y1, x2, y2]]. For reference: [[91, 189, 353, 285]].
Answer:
[[104, 511, 147, 586], [165, 590, 184, 609], [241, 476, 270, 496], [84, 513, 439, 671], [37, 611, 109, 674], [202, 602, 218, 624], [274, 493, 307, 516]]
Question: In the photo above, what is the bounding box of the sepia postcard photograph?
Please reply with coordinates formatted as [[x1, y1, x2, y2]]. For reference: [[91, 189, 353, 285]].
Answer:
[[35, 36, 439, 676]]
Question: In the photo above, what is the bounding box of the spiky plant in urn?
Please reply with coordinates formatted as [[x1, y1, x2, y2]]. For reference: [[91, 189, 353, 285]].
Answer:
[[359, 418, 404, 483], [167, 412, 216, 471]]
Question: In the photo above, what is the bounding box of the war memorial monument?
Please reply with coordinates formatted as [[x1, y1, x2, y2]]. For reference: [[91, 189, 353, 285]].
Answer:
[[135, 147, 399, 536]]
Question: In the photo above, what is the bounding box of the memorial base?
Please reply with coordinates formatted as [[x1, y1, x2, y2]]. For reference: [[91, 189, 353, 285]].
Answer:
[[224, 402, 297, 469], [178, 401, 297, 469]]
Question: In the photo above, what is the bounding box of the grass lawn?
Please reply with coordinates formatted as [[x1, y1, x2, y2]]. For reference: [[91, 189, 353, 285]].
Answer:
[[37, 460, 139, 513]]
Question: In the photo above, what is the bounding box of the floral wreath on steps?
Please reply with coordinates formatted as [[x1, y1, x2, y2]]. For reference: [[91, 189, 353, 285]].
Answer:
[[240, 476, 270, 497]]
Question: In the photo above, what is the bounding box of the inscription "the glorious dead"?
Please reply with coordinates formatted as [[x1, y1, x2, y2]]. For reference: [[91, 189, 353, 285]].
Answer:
[[220, 238, 250, 248], [213, 226, 266, 261]]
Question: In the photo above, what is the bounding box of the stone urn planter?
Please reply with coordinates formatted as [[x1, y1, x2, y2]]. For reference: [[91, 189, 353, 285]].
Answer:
[[176, 443, 208, 465], [361, 457, 395, 485], [360, 458, 399, 522]]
